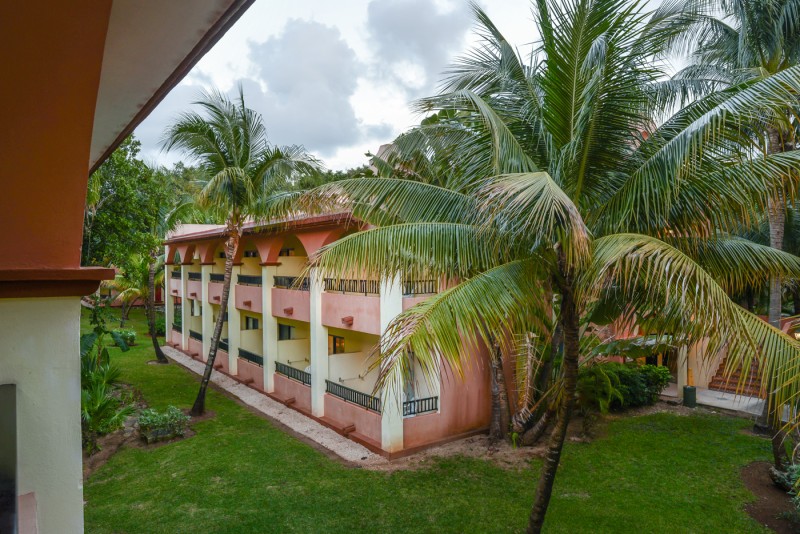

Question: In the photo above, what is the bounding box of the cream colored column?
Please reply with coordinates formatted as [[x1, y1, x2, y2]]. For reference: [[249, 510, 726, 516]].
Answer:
[[227, 266, 241, 374], [164, 264, 173, 340], [180, 264, 189, 350], [262, 265, 279, 392], [0, 298, 84, 533], [677, 345, 688, 401], [201, 265, 213, 361], [379, 276, 404, 453], [310, 268, 329, 417]]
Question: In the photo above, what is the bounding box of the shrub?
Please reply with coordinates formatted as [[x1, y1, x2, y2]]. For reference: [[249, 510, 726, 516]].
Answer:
[[138, 406, 190, 443], [155, 315, 166, 336], [578, 362, 671, 412], [113, 329, 136, 346]]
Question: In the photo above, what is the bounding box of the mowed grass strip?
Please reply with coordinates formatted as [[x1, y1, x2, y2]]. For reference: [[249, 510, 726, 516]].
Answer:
[[83, 309, 770, 533]]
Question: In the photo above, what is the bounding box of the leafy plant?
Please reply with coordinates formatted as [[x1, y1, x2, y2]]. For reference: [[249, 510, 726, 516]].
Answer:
[[113, 329, 136, 346], [578, 363, 670, 412], [138, 406, 191, 443], [155, 315, 166, 336]]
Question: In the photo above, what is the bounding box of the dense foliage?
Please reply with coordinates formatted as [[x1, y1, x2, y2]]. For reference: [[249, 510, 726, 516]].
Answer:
[[137, 406, 190, 443], [578, 363, 671, 413]]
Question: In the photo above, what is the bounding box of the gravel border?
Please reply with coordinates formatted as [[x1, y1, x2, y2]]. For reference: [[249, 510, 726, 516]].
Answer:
[[162, 346, 387, 467]]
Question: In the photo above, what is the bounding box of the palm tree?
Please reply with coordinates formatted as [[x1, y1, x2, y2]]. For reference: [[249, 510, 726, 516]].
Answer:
[[670, 0, 800, 328], [163, 87, 322, 416], [290, 1, 800, 530]]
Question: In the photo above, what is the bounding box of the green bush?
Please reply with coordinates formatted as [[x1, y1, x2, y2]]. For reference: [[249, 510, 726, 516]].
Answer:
[[138, 406, 191, 443], [155, 315, 166, 336], [113, 329, 136, 346], [578, 363, 671, 412]]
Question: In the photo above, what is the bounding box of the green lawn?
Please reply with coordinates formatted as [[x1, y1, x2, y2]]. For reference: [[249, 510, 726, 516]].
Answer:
[[84, 308, 771, 533]]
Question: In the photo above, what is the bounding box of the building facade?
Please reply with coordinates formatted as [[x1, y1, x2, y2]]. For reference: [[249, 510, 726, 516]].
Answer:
[[164, 214, 492, 456]]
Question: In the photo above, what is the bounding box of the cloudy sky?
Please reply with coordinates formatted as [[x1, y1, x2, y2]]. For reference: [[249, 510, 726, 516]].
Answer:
[[135, 0, 543, 170]]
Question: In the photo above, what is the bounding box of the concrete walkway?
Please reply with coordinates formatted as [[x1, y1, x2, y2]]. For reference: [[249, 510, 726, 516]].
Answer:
[[662, 383, 764, 417], [162, 346, 387, 467]]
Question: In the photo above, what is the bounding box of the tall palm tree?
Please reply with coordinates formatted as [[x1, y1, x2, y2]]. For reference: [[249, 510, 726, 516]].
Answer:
[[670, 0, 800, 328], [290, 1, 800, 530], [163, 87, 322, 416]]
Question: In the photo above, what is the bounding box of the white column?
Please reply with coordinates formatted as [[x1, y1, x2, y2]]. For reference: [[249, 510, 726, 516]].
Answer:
[[379, 275, 404, 453], [180, 265, 189, 350], [310, 268, 329, 417], [227, 266, 241, 375], [262, 265, 279, 392], [201, 265, 213, 361], [164, 264, 173, 342]]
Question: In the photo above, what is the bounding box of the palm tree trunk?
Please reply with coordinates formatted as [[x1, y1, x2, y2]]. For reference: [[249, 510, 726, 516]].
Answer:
[[147, 251, 168, 364], [191, 221, 240, 416], [527, 275, 580, 533], [119, 301, 128, 328], [489, 341, 511, 443]]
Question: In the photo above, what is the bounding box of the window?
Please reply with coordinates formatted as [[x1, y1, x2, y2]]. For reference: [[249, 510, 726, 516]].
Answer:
[[328, 335, 345, 354], [245, 316, 260, 330], [244, 250, 258, 258], [278, 324, 294, 341], [278, 248, 295, 257]]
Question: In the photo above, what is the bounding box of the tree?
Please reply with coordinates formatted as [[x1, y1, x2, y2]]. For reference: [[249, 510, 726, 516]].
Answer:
[[293, 1, 800, 531], [163, 87, 322, 416]]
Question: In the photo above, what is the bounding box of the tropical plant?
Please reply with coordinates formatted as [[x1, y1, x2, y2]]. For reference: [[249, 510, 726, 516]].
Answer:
[[289, 0, 800, 530], [162, 86, 322, 415], [138, 405, 191, 443]]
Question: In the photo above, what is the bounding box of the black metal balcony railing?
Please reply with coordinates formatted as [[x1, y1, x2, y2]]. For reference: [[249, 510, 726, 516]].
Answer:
[[237, 274, 263, 286], [219, 338, 229, 352], [273, 276, 310, 291], [325, 380, 382, 413], [188, 272, 202, 281], [402, 280, 438, 296], [276, 361, 311, 386], [323, 278, 380, 296], [210, 273, 224, 282], [238, 348, 263, 367], [172, 322, 182, 333], [403, 396, 439, 417], [189, 330, 202, 341], [170, 271, 181, 279]]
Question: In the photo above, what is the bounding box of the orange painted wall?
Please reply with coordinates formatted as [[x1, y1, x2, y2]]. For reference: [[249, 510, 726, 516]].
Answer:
[[187, 338, 202, 359], [187, 280, 202, 299], [216, 349, 230, 374], [207, 281, 223, 303], [402, 295, 430, 311], [324, 394, 382, 445], [236, 358, 263, 390], [321, 293, 381, 335], [272, 288, 310, 322], [274, 374, 312, 412], [169, 278, 182, 296], [170, 329, 182, 346], [1, 4, 111, 270], [403, 346, 492, 449], [235, 284, 262, 313]]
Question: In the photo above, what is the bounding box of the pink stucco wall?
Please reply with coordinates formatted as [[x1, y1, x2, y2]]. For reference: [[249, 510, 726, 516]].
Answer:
[[324, 394, 382, 446], [321, 292, 380, 335], [169, 328, 182, 346], [402, 295, 430, 311], [403, 348, 492, 450], [215, 349, 229, 374], [272, 287, 310, 322], [187, 337, 203, 359], [207, 281, 223, 303], [235, 283, 262, 313], [273, 374, 312, 412], [236, 358, 264, 390], [187, 279, 202, 299], [169, 278, 182, 296]]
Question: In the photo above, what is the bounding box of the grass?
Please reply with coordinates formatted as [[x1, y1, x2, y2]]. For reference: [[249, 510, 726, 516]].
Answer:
[[84, 308, 771, 533]]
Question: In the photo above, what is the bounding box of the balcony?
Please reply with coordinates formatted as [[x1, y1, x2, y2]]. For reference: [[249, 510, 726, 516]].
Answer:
[[274, 276, 309, 291], [275, 361, 311, 386], [210, 273, 224, 282], [188, 272, 202, 281], [323, 278, 379, 295], [172, 322, 182, 333], [219, 338, 228, 352], [403, 396, 439, 417], [235, 283, 262, 312], [321, 291, 380, 335], [325, 380, 381, 413], [237, 274, 262, 286], [170, 271, 181, 279], [238, 348, 263, 367], [189, 330, 202, 341], [272, 286, 310, 322], [402, 280, 437, 296]]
